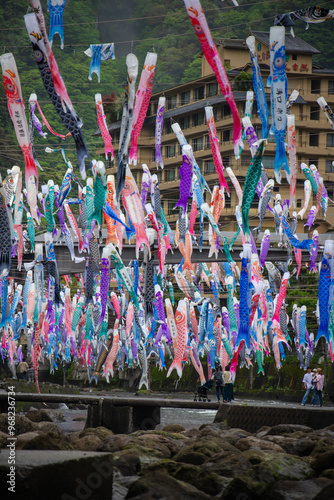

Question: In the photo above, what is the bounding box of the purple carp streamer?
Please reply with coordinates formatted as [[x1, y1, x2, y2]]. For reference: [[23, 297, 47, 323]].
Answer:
[[183, 0, 242, 156], [155, 96, 165, 169], [95, 93, 113, 161], [129, 52, 157, 166], [84, 43, 115, 82], [47, 0, 66, 49], [25, 10, 90, 180], [0, 53, 39, 188]]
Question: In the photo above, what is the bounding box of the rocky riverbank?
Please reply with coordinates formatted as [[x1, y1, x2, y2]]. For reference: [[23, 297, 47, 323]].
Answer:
[[1, 407, 334, 499]]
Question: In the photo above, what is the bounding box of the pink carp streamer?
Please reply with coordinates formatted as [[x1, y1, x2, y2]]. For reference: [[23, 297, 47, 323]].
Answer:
[[0, 53, 39, 187], [95, 93, 114, 161], [129, 52, 157, 165], [205, 106, 229, 193], [287, 114, 297, 207], [184, 0, 242, 156]]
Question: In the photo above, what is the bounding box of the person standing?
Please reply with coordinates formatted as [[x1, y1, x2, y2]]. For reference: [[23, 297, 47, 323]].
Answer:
[[213, 366, 225, 403], [223, 366, 233, 402], [17, 358, 29, 380], [316, 368, 325, 406], [301, 367, 314, 406]]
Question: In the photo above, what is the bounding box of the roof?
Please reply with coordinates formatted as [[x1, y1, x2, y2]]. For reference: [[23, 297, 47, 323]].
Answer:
[[251, 31, 320, 55], [217, 38, 247, 50]]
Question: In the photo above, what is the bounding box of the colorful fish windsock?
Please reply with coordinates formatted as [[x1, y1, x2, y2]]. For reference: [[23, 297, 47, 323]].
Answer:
[[47, 0, 66, 49], [0, 53, 39, 188], [184, 0, 242, 156], [95, 93, 113, 161], [269, 26, 289, 184], [84, 43, 115, 82]]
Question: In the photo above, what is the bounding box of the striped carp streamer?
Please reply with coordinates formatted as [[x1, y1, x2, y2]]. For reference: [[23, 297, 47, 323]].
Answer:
[[25, 4, 90, 180], [183, 0, 242, 156]]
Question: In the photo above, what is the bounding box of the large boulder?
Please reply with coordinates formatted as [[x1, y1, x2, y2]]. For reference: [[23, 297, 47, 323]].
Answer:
[[113, 449, 141, 476], [21, 431, 74, 451], [98, 434, 133, 452], [312, 450, 334, 475], [0, 414, 37, 434], [266, 424, 313, 436], [35, 422, 64, 436], [16, 432, 42, 449], [236, 436, 285, 453], [26, 407, 65, 423], [0, 431, 10, 448], [142, 460, 227, 496], [203, 450, 251, 478], [163, 424, 185, 433], [71, 434, 103, 451], [79, 427, 114, 441], [269, 478, 334, 500], [126, 470, 211, 499]]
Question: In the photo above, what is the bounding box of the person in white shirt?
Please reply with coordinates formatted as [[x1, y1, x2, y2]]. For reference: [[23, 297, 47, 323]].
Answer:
[[301, 367, 314, 406]]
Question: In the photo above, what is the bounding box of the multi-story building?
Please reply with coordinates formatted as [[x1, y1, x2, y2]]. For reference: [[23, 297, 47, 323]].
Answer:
[[95, 31, 334, 238]]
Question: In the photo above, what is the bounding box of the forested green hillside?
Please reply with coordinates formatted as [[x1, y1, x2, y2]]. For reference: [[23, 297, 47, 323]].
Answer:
[[0, 0, 334, 186]]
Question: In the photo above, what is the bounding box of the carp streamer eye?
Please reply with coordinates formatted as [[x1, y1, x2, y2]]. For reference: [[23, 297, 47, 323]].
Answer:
[[274, 56, 284, 67], [5, 83, 15, 93], [194, 23, 203, 35], [34, 50, 44, 63]]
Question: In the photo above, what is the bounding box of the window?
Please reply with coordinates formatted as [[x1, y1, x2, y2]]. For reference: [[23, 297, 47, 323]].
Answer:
[[225, 195, 231, 208], [204, 134, 211, 149], [164, 121, 172, 135], [207, 82, 218, 97], [297, 199, 302, 208], [133, 172, 137, 182], [329, 81, 334, 95], [311, 80, 321, 94], [326, 159, 334, 172], [168, 196, 179, 215], [193, 86, 205, 101], [327, 133, 334, 147], [273, 186, 279, 192], [222, 129, 231, 142], [213, 107, 218, 120], [204, 159, 215, 173], [192, 136, 203, 152], [165, 144, 176, 158], [179, 115, 190, 129], [222, 103, 231, 118], [156, 171, 162, 182], [309, 133, 319, 147], [310, 106, 320, 120], [262, 156, 275, 169], [309, 159, 318, 168], [178, 143, 183, 156], [146, 104, 151, 117], [192, 112, 204, 127], [166, 95, 177, 110], [292, 54, 297, 61], [222, 156, 230, 167], [152, 149, 155, 162], [153, 102, 158, 114], [180, 91, 191, 105], [166, 169, 175, 182]]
